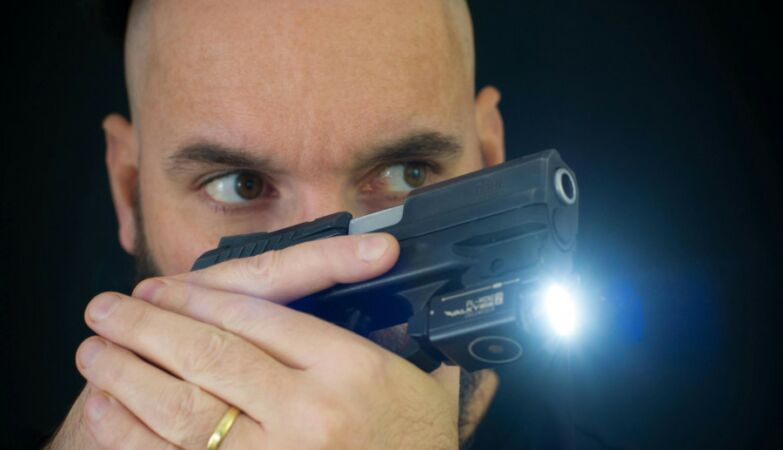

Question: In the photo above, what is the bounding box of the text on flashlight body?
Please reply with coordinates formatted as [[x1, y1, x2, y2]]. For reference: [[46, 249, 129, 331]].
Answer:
[[443, 292, 504, 318]]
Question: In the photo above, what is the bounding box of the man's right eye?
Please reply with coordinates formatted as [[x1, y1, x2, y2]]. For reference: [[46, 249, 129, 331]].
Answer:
[[204, 171, 266, 204]]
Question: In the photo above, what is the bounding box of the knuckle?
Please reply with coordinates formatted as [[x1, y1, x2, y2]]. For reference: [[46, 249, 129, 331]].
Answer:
[[316, 239, 334, 262], [316, 240, 343, 279], [80, 340, 124, 383], [219, 298, 254, 330], [359, 345, 387, 372], [244, 250, 284, 283], [122, 301, 152, 333], [219, 298, 264, 335], [181, 330, 230, 375], [100, 349, 128, 382], [344, 343, 388, 381], [160, 384, 202, 441], [89, 411, 135, 450]]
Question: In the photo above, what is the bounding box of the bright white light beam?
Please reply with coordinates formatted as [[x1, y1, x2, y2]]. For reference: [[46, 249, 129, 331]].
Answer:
[[544, 284, 578, 337]]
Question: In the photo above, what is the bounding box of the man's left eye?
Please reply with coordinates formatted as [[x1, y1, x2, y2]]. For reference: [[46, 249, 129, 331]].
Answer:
[[204, 172, 266, 203], [380, 162, 430, 192]]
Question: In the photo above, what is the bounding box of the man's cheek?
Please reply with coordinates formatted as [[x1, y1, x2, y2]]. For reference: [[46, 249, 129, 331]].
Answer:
[[146, 218, 215, 276]]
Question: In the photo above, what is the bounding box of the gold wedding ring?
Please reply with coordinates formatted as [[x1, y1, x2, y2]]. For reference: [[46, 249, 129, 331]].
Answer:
[[206, 406, 241, 450]]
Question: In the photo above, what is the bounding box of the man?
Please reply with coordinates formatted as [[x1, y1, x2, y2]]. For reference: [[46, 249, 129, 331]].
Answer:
[[48, 0, 506, 448]]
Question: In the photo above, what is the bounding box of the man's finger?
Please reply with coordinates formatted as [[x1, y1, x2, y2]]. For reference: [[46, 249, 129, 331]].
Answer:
[[77, 336, 227, 448], [135, 233, 399, 305], [83, 294, 301, 423], [82, 391, 176, 450], [131, 279, 366, 369], [76, 336, 268, 450]]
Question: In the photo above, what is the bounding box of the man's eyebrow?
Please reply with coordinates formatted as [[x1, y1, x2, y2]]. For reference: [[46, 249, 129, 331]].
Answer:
[[164, 141, 279, 178], [351, 131, 462, 174], [165, 132, 460, 179]]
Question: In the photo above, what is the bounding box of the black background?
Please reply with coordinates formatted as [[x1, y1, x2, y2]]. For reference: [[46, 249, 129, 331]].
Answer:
[[2, 1, 781, 449]]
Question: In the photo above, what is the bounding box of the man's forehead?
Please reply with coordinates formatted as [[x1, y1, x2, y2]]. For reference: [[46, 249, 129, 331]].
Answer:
[[126, 0, 474, 164], [128, 0, 471, 79]]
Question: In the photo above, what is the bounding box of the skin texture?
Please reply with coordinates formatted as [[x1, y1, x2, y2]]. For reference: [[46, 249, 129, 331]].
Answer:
[[48, 0, 505, 448]]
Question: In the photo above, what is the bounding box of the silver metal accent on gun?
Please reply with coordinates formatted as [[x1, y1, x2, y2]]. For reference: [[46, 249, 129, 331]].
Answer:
[[348, 204, 405, 234]]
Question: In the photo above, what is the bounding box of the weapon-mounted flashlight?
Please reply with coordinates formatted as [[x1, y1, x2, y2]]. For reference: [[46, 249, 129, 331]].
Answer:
[[193, 150, 579, 372]]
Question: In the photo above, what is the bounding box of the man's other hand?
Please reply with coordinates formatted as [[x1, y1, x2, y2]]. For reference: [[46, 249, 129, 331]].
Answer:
[[49, 233, 458, 449]]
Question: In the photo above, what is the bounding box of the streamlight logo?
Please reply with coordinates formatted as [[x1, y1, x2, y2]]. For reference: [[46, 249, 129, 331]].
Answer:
[[444, 292, 504, 318]]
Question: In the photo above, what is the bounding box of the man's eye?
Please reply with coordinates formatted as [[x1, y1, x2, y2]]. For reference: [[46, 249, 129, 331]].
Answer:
[[204, 172, 265, 203], [380, 162, 430, 192]]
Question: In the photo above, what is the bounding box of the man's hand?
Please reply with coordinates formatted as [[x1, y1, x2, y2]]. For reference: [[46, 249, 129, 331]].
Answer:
[[52, 233, 458, 449]]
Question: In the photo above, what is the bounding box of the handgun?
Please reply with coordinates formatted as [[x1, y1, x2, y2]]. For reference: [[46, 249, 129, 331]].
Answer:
[[192, 149, 579, 372]]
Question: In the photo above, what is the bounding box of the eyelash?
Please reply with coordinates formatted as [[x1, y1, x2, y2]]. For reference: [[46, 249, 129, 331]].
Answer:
[[196, 169, 274, 215], [196, 160, 444, 215], [196, 169, 257, 187], [360, 160, 443, 186], [204, 198, 252, 215]]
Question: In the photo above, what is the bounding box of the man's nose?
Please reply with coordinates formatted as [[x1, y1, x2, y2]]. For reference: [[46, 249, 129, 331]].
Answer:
[[289, 186, 357, 225]]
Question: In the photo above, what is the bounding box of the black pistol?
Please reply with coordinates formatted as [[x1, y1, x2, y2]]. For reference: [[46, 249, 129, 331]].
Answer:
[[192, 149, 579, 372]]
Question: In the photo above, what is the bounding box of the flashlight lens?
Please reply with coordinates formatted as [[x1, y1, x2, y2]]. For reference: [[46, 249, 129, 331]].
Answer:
[[545, 284, 577, 336]]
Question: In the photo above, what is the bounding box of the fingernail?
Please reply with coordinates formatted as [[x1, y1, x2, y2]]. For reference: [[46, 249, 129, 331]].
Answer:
[[88, 294, 119, 321], [133, 278, 165, 303], [86, 393, 112, 421], [79, 339, 106, 368], [357, 235, 389, 262]]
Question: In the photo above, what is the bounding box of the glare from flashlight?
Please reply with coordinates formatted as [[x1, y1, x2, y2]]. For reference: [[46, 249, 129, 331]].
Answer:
[[544, 284, 578, 337]]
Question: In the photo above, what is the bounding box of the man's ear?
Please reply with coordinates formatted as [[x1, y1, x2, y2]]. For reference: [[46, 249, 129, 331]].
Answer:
[[474, 86, 505, 166], [103, 113, 139, 255]]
